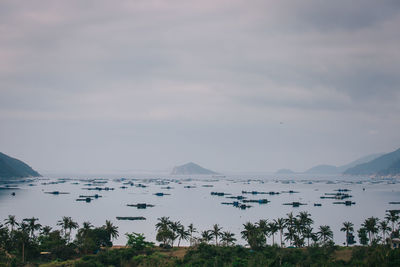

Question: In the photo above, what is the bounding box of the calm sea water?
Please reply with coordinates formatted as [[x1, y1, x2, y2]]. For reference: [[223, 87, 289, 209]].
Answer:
[[1, 174, 399, 246]]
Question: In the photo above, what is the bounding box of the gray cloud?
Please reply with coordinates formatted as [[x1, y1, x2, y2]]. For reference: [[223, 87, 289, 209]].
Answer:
[[0, 0, 399, 172]]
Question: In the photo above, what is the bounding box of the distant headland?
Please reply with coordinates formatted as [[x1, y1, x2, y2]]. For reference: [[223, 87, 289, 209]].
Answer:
[[0, 152, 41, 179]]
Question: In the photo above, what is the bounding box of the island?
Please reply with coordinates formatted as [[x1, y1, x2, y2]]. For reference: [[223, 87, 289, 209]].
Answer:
[[171, 162, 218, 175]]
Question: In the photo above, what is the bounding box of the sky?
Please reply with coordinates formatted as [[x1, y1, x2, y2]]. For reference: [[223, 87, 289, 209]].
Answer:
[[0, 0, 400, 174]]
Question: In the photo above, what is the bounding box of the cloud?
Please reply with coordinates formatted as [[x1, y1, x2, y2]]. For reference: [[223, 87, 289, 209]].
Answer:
[[0, 0, 399, 171]]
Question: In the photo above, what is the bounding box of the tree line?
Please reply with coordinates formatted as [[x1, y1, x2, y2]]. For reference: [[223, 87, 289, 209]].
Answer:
[[0, 210, 399, 264]]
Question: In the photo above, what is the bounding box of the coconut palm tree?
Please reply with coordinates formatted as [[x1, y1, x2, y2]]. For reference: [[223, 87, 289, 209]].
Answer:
[[385, 210, 399, 232], [177, 226, 189, 247], [268, 222, 278, 245], [188, 223, 197, 246], [257, 219, 270, 245], [169, 221, 182, 247], [293, 218, 303, 237], [201, 230, 213, 244], [211, 224, 222, 246], [155, 217, 174, 247], [298, 211, 313, 228], [286, 212, 295, 229], [4, 215, 19, 232], [156, 217, 171, 231], [317, 225, 333, 245], [220, 231, 236, 246], [78, 221, 93, 238], [379, 220, 391, 244], [23, 217, 41, 238], [340, 221, 354, 247], [41, 226, 52, 237], [104, 220, 119, 242], [57, 216, 70, 240], [274, 218, 286, 247], [362, 217, 379, 245], [14, 223, 30, 263], [284, 227, 296, 246], [293, 233, 305, 247], [303, 226, 314, 247], [241, 222, 265, 250]]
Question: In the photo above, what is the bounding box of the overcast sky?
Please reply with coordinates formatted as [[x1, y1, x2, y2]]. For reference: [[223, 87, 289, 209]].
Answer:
[[1, 0, 399, 174]]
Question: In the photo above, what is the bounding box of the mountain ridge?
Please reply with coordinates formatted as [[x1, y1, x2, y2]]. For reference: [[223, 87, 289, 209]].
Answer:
[[344, 148, 400, 176]]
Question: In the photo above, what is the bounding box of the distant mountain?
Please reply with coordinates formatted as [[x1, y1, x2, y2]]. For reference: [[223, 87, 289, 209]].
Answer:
[[276, 168, 295, 174], [0, 152, 41, 179], [304, 153, 384, 174], [171, 162, 218, 175], [305, 164, 339, 174], [337, 153, 385, 172], [344, 148, 400, 176]]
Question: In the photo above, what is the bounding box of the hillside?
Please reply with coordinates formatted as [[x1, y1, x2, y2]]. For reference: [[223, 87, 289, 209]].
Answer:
[[304, 153, 384, 174], [171, 162, 218, 175], [0, 152, 40, 179], [344, 148, 400, 175]]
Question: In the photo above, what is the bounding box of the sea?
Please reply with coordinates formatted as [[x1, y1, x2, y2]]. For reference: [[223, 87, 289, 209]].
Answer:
[[1, 173, 399, 246]]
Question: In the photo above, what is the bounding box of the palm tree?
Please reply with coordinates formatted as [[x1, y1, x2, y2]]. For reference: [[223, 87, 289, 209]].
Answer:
[[41, 226, 52, 237], [4, 215, 19, 232], [23, 217, 41, 238], [317, 225, 333, 245], [298, 211, 313, 228], [169, 221, 182, 247], [293, 218, 303, 237], [363, 217, 379, 245], [201, 230, 213, 244], [284, 227, 296, 246], [303, 226, 314, 247], [257, 219, 270, 245], [57, 216, 70, 240], [156, 217, 171, 231], [274, 218, 286, 247], [268, 222, 278, 245], [220, 231, 236, 246], [286, 212, 295, 229], [379, 220, 391, 244], [385, 210, 399, 232], [241, 222, 265, 250], [57, 216, 78, 242], [15, 223, 30, 263], [104, 220, 119, 242], [78, 221, 93, 238], [155, 217, 174, 247], [177, 226, 189, 247], [340, 221, 354, 247], [211, 224, 222, 246], [293, 233, 305, 247], [188, 223, 197, 246]]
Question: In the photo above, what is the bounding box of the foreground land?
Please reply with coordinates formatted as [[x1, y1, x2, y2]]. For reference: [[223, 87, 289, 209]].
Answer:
[[2, 244, 397, 267]]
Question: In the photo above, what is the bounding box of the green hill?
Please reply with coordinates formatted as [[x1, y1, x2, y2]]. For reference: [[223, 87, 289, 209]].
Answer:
[[0, 152, 40, 179], [344, 148, 400, 175]]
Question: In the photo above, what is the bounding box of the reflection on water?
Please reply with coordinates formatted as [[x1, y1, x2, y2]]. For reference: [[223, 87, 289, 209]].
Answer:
[[1, 174, 399, 246]]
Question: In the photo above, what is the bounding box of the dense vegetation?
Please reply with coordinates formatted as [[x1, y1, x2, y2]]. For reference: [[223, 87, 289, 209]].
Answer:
[[1, 210, 400, 266]]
